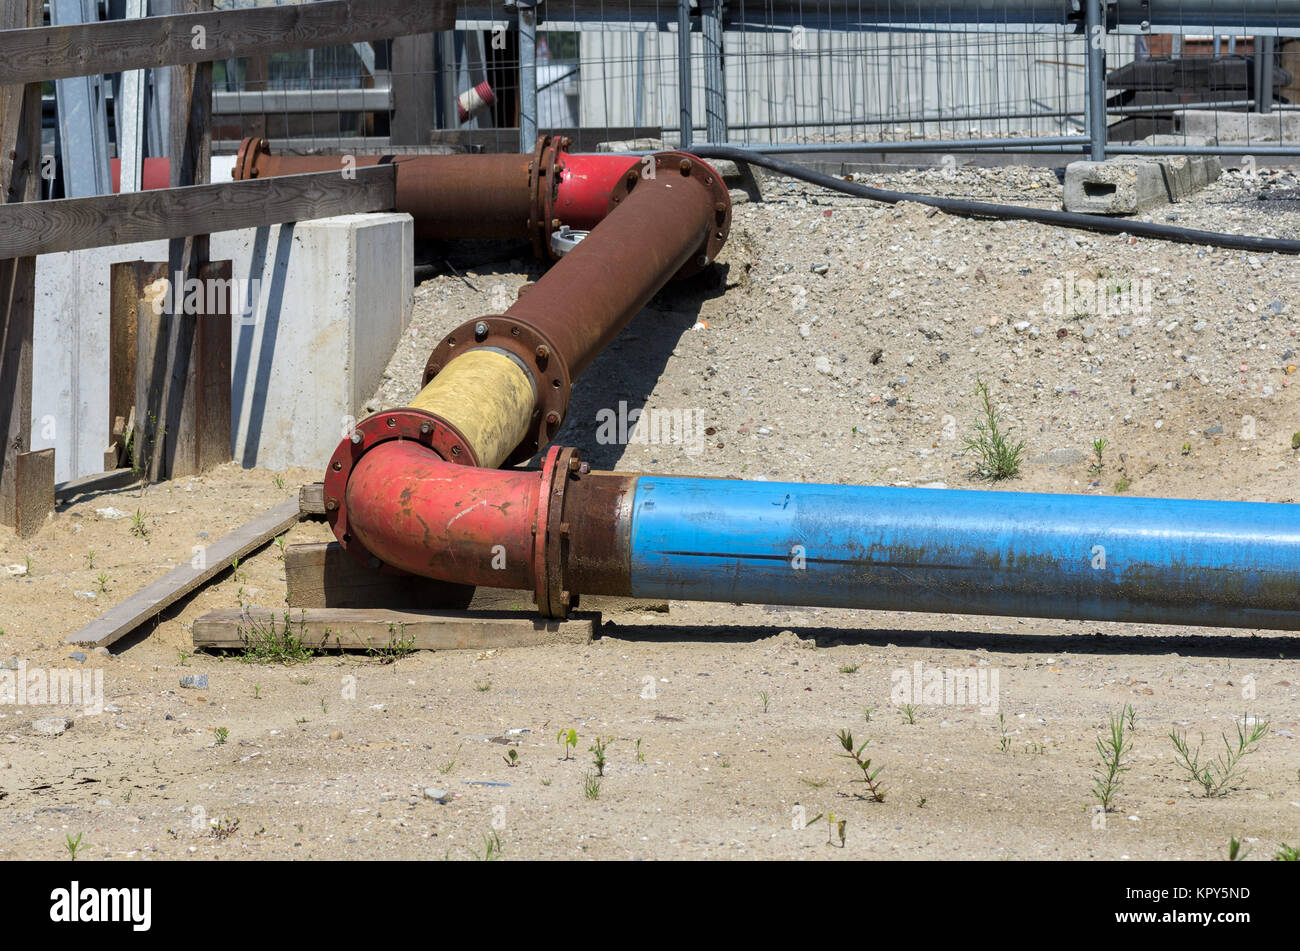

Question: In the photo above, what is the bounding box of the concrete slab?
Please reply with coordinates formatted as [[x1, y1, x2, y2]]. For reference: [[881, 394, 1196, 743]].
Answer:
[[31, 239, 170, 483], [1176, 110, 1300, 144], [214, 213, 414, 470]]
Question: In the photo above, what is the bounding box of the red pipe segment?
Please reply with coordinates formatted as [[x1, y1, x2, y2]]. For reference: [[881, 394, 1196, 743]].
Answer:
[[232, 135, 640, 258], [341, 443, 633, 617]]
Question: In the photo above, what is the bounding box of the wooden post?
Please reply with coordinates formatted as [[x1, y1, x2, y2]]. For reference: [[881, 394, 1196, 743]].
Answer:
[[0, 0, 47, 536], [391, 32, 437, 145], [140, 0, 227, 481], [110, 260, 168, 467], [136, 261, 232, 481]]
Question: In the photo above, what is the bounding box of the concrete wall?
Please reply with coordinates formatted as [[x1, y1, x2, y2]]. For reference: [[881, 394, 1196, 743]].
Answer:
[[31, 212, 413, 482]]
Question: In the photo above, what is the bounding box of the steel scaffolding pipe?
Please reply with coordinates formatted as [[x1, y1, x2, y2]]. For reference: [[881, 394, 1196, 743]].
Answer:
[[333, 444, 1300, 627], [232, 135, 641, 258]]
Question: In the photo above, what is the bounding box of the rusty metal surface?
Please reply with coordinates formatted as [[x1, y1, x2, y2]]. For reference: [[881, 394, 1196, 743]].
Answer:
[[340, 439, 540, 589], [501, 151, 731, 383], [233, 136, 642, 251], [416, 150, 732, 466], [332, 440, 637, 615], [563, 466, 638, 597], [233, 136, 534, 241], [325, 409, 478, 573]]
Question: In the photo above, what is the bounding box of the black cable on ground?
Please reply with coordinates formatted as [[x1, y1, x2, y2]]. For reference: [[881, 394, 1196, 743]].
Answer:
[[692, 145, 1300, 256]]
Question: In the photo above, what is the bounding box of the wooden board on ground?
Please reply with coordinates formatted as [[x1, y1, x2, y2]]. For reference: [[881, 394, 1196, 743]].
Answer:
[[285, 541, 668, 614], [470, 588, 668, 615], [285, 541, 474, 610], [65, 497, 300, 648], [192, 607, 597, 650], [54, 467, 139, 502], [299, 481, 326, 516]]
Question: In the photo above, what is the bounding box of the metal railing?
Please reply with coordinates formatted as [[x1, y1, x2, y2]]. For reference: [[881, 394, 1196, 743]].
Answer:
[[53, 1, 1300, 162]]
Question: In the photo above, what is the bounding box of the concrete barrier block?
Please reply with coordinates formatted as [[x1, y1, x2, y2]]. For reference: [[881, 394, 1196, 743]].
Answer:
[[212, 212, 413, 470], [1176, 110, 1300, 143], [1063, 159, 1169, 215]]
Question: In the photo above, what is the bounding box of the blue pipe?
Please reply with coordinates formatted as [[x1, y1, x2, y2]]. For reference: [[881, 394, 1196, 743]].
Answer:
[[628, 478, 1300, 630]]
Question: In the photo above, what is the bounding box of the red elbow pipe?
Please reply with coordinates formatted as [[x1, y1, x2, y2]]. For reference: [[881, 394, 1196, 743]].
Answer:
[[553, 152, 640, 229]]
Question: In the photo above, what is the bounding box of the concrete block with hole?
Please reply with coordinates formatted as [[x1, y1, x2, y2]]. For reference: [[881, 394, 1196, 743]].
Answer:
[[1063, 159, 1171, 215], [1063, 143, 1222, 216]]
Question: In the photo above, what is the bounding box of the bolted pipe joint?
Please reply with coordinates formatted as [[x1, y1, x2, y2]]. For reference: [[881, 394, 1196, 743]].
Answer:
[[330, 442, 636, 615], [234, 134, 644, 256]]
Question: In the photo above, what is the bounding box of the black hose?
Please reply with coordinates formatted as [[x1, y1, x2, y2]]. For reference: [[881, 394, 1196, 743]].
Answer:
[[692, 145, 1300, 256]]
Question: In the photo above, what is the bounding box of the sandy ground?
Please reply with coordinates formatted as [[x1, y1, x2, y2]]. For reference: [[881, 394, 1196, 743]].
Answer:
[[1, 161, 1298, 861]]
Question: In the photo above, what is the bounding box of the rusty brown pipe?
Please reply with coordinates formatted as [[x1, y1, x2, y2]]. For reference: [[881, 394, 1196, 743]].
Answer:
[[233, 135, 641, 258], [416, 151, 732, 466], [235, 135, 535, 242]]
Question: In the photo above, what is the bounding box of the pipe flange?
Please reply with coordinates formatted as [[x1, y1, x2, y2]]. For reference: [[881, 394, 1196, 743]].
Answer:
[[607, 150, 732, 279], [422, 315, 572, 466], [324, 409, 479, 573], [234, 136, 270, 180], [528, 134, 571, 260], [533, 445, 578, 617]]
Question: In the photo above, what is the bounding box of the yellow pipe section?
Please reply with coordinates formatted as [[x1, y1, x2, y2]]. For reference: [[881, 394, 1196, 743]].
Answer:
[[409, 349, 535, 468]]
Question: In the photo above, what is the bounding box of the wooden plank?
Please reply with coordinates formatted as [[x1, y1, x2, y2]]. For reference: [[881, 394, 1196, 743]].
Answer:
[[154, 14, 212, 483], [284, 539, 668, 614], [299, 481, 326, 516], [0, 0, 455, 86], [0, 0, 42, 530], [109, 261, 166, 444], [192, 607, 597, 651], [54, 467, 139, 501], [391, 33, 437, 146], [286, 541, 475, 610], [0, 256, 37, 526], [14, 447, 54, 537], [0, 166, 396, 260], [193, 260, 231, 473], [471, 588, 669, 615], [65, 496, 301, 648]]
